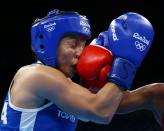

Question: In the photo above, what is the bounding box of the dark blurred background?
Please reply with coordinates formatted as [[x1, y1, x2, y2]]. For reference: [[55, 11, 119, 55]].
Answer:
[[0, 0, 163, 130]]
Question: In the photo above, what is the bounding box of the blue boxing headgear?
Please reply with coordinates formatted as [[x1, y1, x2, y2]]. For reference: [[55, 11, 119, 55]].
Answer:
[[31, 9, 91, 67]]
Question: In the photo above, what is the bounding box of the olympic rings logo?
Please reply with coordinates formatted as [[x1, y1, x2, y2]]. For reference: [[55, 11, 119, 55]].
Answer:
[[44, 22, 56, 32], [82, 27, 90, 33], [135, 41, 146, 51], [45, 26, 55, 32]]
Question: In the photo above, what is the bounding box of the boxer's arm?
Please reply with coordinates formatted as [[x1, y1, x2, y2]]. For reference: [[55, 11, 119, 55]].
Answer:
[[117, 87, 151, 114], [117, 83, 164, 114], [30, 65, 123, 124], [149, 83, 164, 126], [117, 83, 164, 126]]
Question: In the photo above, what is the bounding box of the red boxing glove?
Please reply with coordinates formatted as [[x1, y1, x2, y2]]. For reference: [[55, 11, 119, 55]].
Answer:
[[81, 65, 112, 93], [76, 45, 113, 93]]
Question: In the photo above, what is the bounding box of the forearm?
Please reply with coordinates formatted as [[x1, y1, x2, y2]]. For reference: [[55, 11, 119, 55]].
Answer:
[[91, 83, 123, 124], [56, 82, 123, 124], [43, 79, 123, 124], [37, 66, 123, 124], [117, 86, 152, 114]]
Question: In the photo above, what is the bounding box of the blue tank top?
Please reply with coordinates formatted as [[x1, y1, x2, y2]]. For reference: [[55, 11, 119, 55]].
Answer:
[[0, 89, 78, 131]]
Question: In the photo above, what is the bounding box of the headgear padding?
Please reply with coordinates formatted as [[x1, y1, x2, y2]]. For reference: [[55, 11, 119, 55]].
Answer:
[[31, 9, 91, 67]]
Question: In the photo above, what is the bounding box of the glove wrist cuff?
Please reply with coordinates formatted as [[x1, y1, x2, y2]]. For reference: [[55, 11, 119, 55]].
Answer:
[[108, 57, 137, 90]]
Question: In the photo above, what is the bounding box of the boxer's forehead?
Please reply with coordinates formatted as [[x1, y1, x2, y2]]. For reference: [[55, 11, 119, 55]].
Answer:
[[61, 33, 88, 40]]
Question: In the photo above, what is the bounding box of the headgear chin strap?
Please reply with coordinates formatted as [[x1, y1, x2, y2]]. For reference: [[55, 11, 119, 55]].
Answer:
[[31, 9, 91, 67]]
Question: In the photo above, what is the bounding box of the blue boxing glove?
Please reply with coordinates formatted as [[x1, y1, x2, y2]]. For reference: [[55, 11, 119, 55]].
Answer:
[[90, 31, 109, 48], [91, 12, 154, 90]]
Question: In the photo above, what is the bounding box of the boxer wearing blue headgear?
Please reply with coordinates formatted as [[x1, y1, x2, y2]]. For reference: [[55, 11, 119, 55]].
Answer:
[[31, 9, 91, 67], [0, 9, 127, 131]]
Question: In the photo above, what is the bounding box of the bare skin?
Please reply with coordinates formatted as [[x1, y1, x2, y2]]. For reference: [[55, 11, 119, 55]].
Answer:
[[9, 35, 123, 124], [117, 83, 164, 126]]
